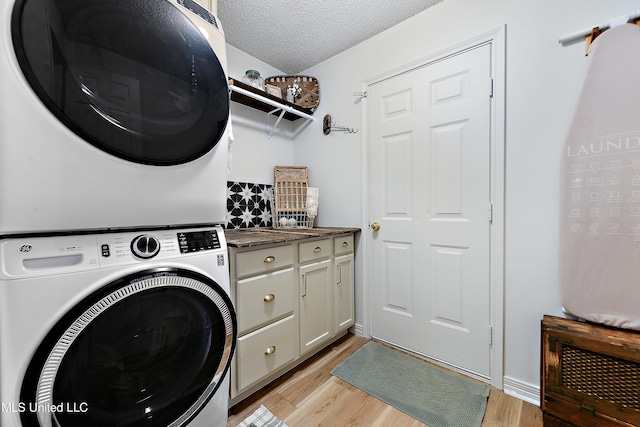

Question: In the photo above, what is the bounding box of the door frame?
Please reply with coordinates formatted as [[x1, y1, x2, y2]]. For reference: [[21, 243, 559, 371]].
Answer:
[[360, 26, 506, 389]]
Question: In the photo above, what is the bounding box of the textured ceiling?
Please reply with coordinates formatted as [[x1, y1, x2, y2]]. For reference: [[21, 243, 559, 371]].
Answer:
[[217, 0, 444, 74]]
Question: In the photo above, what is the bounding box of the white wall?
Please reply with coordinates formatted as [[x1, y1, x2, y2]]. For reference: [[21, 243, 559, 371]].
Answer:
[[225, 0, 640, 404], [292, 0, 640, 404]]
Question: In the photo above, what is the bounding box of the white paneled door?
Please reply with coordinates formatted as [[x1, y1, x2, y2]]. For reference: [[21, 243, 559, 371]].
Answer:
[[369, 43, 492, 379]]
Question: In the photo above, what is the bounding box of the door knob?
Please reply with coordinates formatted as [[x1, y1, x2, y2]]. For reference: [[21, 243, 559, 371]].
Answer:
[[371, 221, 381, 231]]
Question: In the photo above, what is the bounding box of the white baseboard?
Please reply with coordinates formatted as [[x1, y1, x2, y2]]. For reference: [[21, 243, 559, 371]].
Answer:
[[351, 323, 364, 337], [503, 376, 540, 406]]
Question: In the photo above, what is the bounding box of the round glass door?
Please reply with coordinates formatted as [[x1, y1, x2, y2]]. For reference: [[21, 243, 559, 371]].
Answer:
[[20, 269, 236, 427], [11, 0, 229, 165]]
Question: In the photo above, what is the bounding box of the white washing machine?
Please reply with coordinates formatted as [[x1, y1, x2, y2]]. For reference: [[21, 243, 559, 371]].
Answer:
[[0, 225, 236, 427], [1, 0, 230, 234]]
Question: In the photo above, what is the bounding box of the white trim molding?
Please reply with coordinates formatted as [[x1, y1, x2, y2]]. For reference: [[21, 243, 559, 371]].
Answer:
[[503, 376, 541, 407]]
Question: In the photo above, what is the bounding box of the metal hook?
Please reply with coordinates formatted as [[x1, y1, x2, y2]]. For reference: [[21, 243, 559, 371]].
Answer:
[[353, 91, 367, 104], [323, 114, 358, 135]]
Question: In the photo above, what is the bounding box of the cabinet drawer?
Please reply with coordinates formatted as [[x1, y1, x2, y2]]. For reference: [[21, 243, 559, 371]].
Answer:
[[299, 238, 331, 263], [236, 268, 294, 334], [334, 234, 354, 256], [235, 245, 294, 278], [235, 315, 296, 392]]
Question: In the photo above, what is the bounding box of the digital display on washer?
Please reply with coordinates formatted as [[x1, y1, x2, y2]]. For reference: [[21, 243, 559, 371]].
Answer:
[[178, 230, 220, 253]]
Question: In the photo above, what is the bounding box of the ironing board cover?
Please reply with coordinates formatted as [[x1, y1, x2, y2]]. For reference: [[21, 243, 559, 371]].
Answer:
[[560, 23, 640, 330]]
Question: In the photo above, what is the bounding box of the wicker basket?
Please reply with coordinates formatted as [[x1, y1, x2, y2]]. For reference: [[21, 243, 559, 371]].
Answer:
[[264, 75, 320, 111], [271, 166, 316, 229]]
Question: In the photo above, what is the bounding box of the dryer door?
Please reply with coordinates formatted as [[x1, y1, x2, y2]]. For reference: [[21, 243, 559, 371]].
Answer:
[[20, 268, 236, 427], [11, 0, 229, 165]]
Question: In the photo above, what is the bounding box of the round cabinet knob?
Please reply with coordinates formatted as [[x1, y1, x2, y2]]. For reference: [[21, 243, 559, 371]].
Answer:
[[371, 221, 381, 231], [131, 234, 161, 259]]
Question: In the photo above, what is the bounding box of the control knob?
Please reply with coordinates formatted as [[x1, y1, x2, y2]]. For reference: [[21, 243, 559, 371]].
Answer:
[[131, 234, 161, 259]]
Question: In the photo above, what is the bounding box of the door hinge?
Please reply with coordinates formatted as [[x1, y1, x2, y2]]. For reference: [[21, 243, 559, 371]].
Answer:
[[489, 325, 493, 346], [488, 203, 494, 224], [489, 78, 494, 98]]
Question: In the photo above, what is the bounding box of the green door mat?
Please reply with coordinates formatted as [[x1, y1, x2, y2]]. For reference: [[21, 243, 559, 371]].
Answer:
[[331, 341, 490, 427]]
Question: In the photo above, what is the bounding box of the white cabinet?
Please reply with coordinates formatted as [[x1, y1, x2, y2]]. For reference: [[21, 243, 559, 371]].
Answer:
[[299, 238, 332, 263], [235, 315, 296, 391], [230, 244, 296, 399], [299, 258, 332, 355], [334, 234, 355, 333], [228, 232, 355, 404], [335, 253, 354, 333], [236, 268, 294, 334]]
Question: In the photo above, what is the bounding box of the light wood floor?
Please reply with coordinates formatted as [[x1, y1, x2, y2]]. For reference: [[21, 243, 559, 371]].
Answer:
[[227, 333, 543, 426]]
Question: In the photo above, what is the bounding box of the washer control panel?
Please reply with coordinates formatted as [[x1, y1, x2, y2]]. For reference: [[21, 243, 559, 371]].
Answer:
[[0, 227, 226, 279], [101, 229, 222, 262], [131, 234, 161, 259], [178, 230, 221, 253]]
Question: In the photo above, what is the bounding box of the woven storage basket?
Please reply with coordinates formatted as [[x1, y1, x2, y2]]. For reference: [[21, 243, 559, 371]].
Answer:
[[264, 75, 320, 111], [272, 166, 314, 229]]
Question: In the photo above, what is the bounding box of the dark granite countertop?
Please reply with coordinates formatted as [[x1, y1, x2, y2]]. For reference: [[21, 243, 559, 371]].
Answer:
[[224, 227, 360, 248]]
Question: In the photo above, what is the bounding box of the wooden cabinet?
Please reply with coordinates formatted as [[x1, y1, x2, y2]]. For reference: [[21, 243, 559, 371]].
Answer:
[[541, 315, 640, 427], [228, 233, 355, 404]]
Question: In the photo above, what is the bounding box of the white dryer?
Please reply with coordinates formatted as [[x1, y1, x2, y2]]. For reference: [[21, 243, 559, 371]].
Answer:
[[1, 0, 230, 234], [0, 225, 236, 427]]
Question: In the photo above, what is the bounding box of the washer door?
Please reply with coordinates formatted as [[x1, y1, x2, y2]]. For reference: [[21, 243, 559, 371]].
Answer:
[[20, 269, 236, 427], [11, 0, 229, 165]]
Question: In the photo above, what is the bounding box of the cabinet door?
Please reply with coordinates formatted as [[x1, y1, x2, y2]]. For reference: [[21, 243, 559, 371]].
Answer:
[[335, 254, 355, 333], [299, 259, 332, 355]]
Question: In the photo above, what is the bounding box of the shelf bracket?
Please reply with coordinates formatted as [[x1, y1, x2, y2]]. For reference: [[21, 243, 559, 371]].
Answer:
[[267, 108, 287, 138]]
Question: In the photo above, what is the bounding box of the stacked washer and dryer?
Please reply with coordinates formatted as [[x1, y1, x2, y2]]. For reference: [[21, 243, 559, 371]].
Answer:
[[0, 0, 237, 426]]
